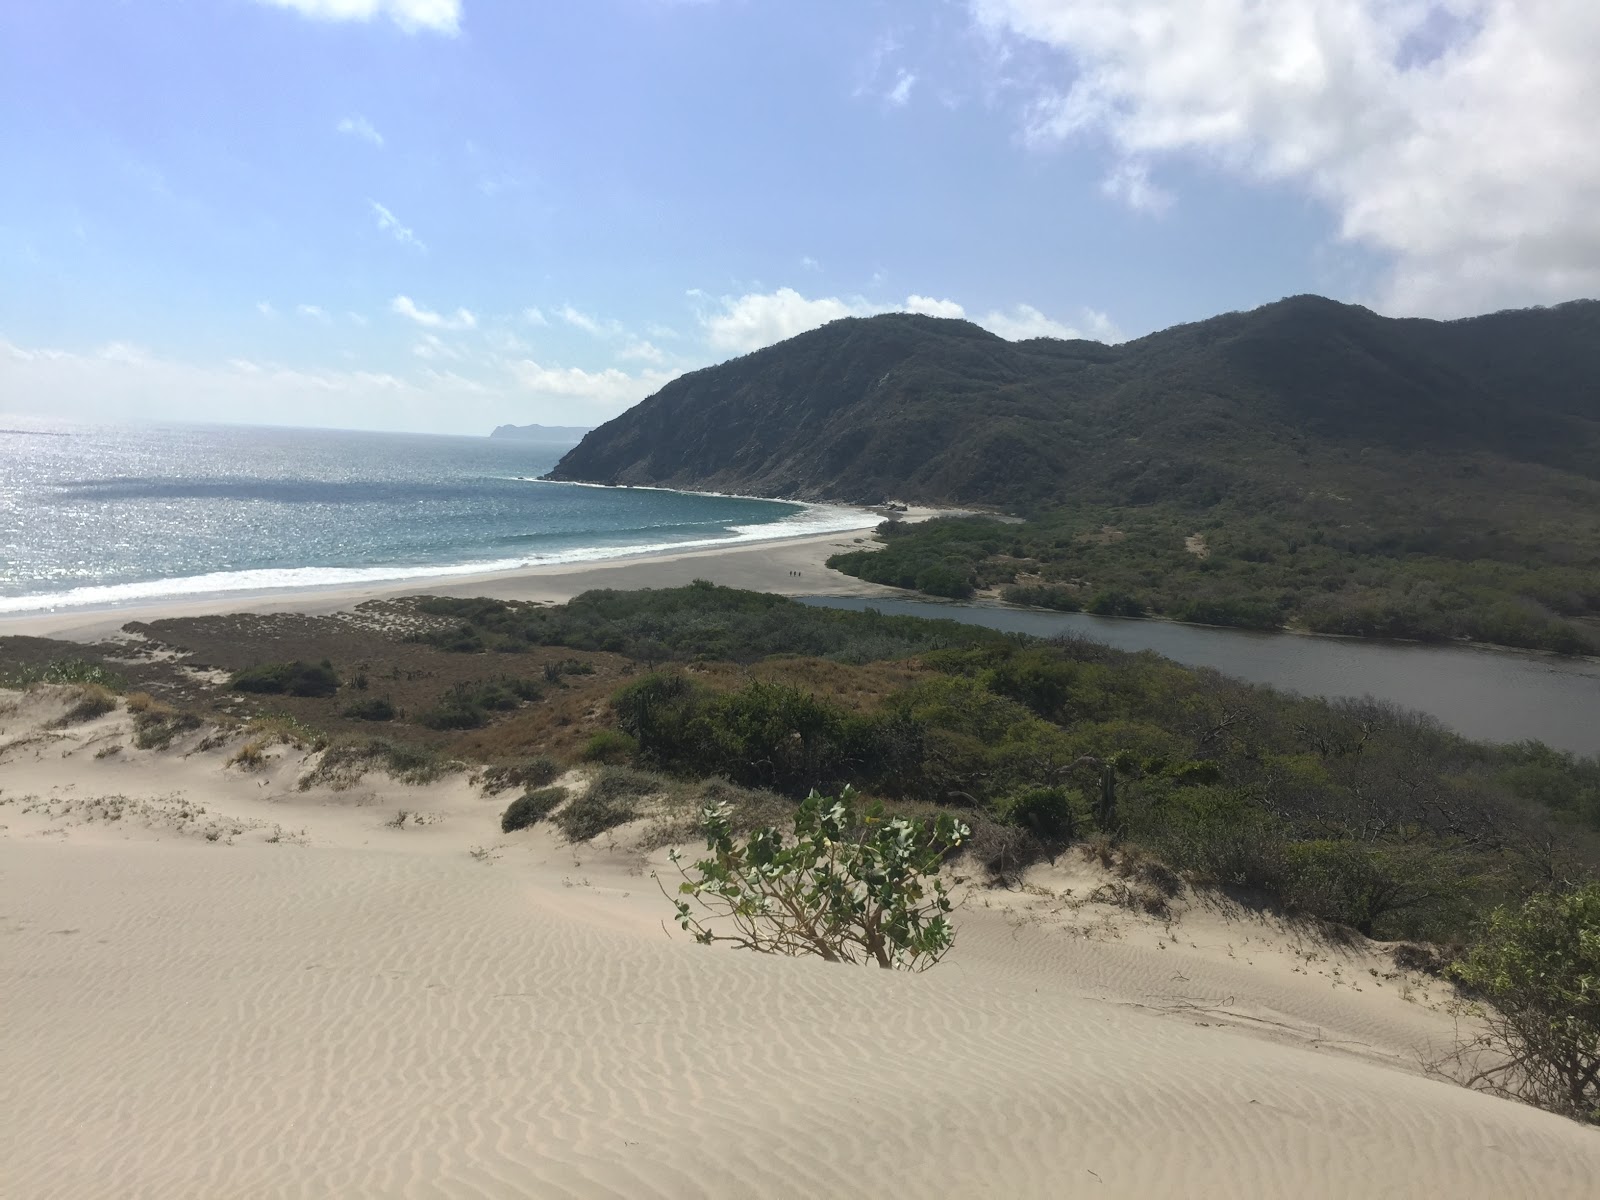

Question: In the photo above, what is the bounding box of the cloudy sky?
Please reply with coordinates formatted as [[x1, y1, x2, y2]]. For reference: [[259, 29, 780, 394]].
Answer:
[[3, 0, 1595, 434]]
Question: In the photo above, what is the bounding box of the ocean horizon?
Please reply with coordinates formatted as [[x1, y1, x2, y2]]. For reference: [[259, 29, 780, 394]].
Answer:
[[0, 418, 873, 616]]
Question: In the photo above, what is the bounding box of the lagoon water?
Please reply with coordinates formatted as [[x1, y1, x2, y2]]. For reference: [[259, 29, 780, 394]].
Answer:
[[0, 421, 867, 615], [802, 596, 1600, 756]]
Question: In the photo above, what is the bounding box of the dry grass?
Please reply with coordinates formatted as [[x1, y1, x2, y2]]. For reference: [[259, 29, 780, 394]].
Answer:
[[228, 739, 271, 771], [48, 684, 118, 728]]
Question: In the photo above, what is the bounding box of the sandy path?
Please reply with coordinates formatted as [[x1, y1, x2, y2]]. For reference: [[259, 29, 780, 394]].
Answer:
[[3, 699, 1597, 1198]]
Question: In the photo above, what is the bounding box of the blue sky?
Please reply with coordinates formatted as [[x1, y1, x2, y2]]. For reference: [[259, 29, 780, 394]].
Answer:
[[2, 1, 1594, 434]]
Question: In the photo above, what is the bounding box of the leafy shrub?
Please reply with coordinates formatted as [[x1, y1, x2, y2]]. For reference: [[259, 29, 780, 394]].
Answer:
[[554, 766, 666, 841], [581, 729, 638, 763], [417, 678, 540, 730], [1087, 590, 1145, 617], [230, 660, 340, 698], [664, 787, 969, 970], [543, 657, 596, 683], [998, 787, 1084, 848], [1450, 884, 1600, 1123], [2, 658, 126, 691], [341, 696, 396, 721], [502, 787, 567, 832]]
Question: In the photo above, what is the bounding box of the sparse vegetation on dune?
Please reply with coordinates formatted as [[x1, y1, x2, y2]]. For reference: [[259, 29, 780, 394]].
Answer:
[[6, 584, 1595, 1122]]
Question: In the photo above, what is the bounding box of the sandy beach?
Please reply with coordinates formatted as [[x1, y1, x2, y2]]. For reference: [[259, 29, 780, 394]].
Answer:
[[3, 689, 1597, 1199], [0, 521, 912, 644]]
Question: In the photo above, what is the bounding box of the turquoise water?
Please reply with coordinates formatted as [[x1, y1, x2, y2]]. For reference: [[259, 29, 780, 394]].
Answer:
[[0, 421, 869, 615]]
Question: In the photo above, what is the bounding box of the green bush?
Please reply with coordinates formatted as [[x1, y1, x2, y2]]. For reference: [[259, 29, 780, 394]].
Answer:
[[1087, 590, 1145, 617], [664, 786, 969, 970], [998, 787, 1084, 847], [341, 696, 396, 721], [501, 787, 567, 832], [231, 660, 340, 698], [581, 729, 638, 764], [554, 766, 666, 841], [1450, 884, 1600, 1123], [1, 658, 126, 691]]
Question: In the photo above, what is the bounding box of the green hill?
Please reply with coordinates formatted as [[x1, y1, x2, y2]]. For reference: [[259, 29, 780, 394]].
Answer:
[[546, 296, 1600, 652]]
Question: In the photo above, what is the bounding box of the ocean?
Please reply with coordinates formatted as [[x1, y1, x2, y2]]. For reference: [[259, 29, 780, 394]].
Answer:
[[0, 420, 872, 616]]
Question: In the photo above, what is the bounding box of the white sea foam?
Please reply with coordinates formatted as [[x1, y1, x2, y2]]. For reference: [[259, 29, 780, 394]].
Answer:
[[0, 502, 879, 616]]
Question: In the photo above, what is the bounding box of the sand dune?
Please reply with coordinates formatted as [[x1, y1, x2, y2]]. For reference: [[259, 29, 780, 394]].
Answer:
[[3, 692, 1596, 1198]]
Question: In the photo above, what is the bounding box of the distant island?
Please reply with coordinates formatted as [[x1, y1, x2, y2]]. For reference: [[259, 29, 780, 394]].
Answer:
[[545, 295, 1600, 654], [489, 423, 592, 443]]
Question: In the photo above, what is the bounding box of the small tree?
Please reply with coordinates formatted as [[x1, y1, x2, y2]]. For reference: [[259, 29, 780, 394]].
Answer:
[[1449, 883, 1600, 1123], [663, 787, 968, 971]]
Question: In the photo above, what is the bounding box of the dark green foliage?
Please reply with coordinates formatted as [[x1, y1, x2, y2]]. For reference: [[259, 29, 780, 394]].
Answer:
[[554, 766, 666, 840], [1, 658, 126, 691], [541, 301, 1600, 655], [341, 695, 396, 721], [1088, 590, 1145, 618], [417, 678, 541, 730], [999, 787, 1084, 847], [501, 787, 566, 833], [613, 673, 879, 798], [581, 729, 637, 763], [1002, 584, 1083, 612], [1450, 884, 1600, 1123], [410, 581, 1010, 664], [665, 787, 967, 969], [230, 660, 341, 698], [543, 657, 596, 683]]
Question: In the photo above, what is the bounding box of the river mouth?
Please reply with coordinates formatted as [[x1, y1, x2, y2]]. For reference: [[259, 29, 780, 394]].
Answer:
[[799, 595, 1600, 757]]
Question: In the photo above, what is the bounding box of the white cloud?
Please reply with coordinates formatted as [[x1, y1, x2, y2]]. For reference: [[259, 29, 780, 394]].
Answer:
[[0, 335, 668, 432], [905, 294, 967, 319], [508, 359, 678, 409], [411, 333, 462, 361], [698, 287, 1118, 353], [253, 0, 461, 35], [390, 294, 477, 330], [256, 301, 278, 318], [370, 200, 425, 250], [0, 337, 494, 433], [977, 303, 1122, 342], [700, 288, 873, 354], [887, 69, 918, 106], [618, 339, 666, 365], [800, 255, 822, 272], [1099, 160, 1172, 215], [296, 304, 329, 322], [971, 0, 1600, 315], [336, 114, 384, 146], [522, 306, 548, 326], [558, 304, 622, 337]]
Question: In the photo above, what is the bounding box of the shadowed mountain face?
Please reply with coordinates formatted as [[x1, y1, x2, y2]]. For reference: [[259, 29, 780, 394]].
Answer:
[[543, 296, 1600, 513]]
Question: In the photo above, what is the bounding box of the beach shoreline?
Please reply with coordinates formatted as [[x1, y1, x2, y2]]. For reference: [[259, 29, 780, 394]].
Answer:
[[0, 517, 921, 643]]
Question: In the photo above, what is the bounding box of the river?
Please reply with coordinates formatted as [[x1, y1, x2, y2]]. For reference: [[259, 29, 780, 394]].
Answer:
[[799, 596, 1600, 757]]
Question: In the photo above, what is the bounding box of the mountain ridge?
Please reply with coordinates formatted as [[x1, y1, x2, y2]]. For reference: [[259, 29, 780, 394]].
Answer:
[[543, 295, 1600, 510]]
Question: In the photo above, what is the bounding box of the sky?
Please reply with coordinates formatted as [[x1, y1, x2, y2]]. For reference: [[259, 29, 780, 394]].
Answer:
[[2, 0, 1596, 435]]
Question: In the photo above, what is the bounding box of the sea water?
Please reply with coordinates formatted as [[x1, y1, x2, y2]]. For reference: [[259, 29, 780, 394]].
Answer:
[[0, 420, 871, 615]]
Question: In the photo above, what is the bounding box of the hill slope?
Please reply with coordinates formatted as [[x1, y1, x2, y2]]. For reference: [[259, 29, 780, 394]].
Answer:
[[544, 296, 1600, 512], [544, 297, 1600, 653]]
